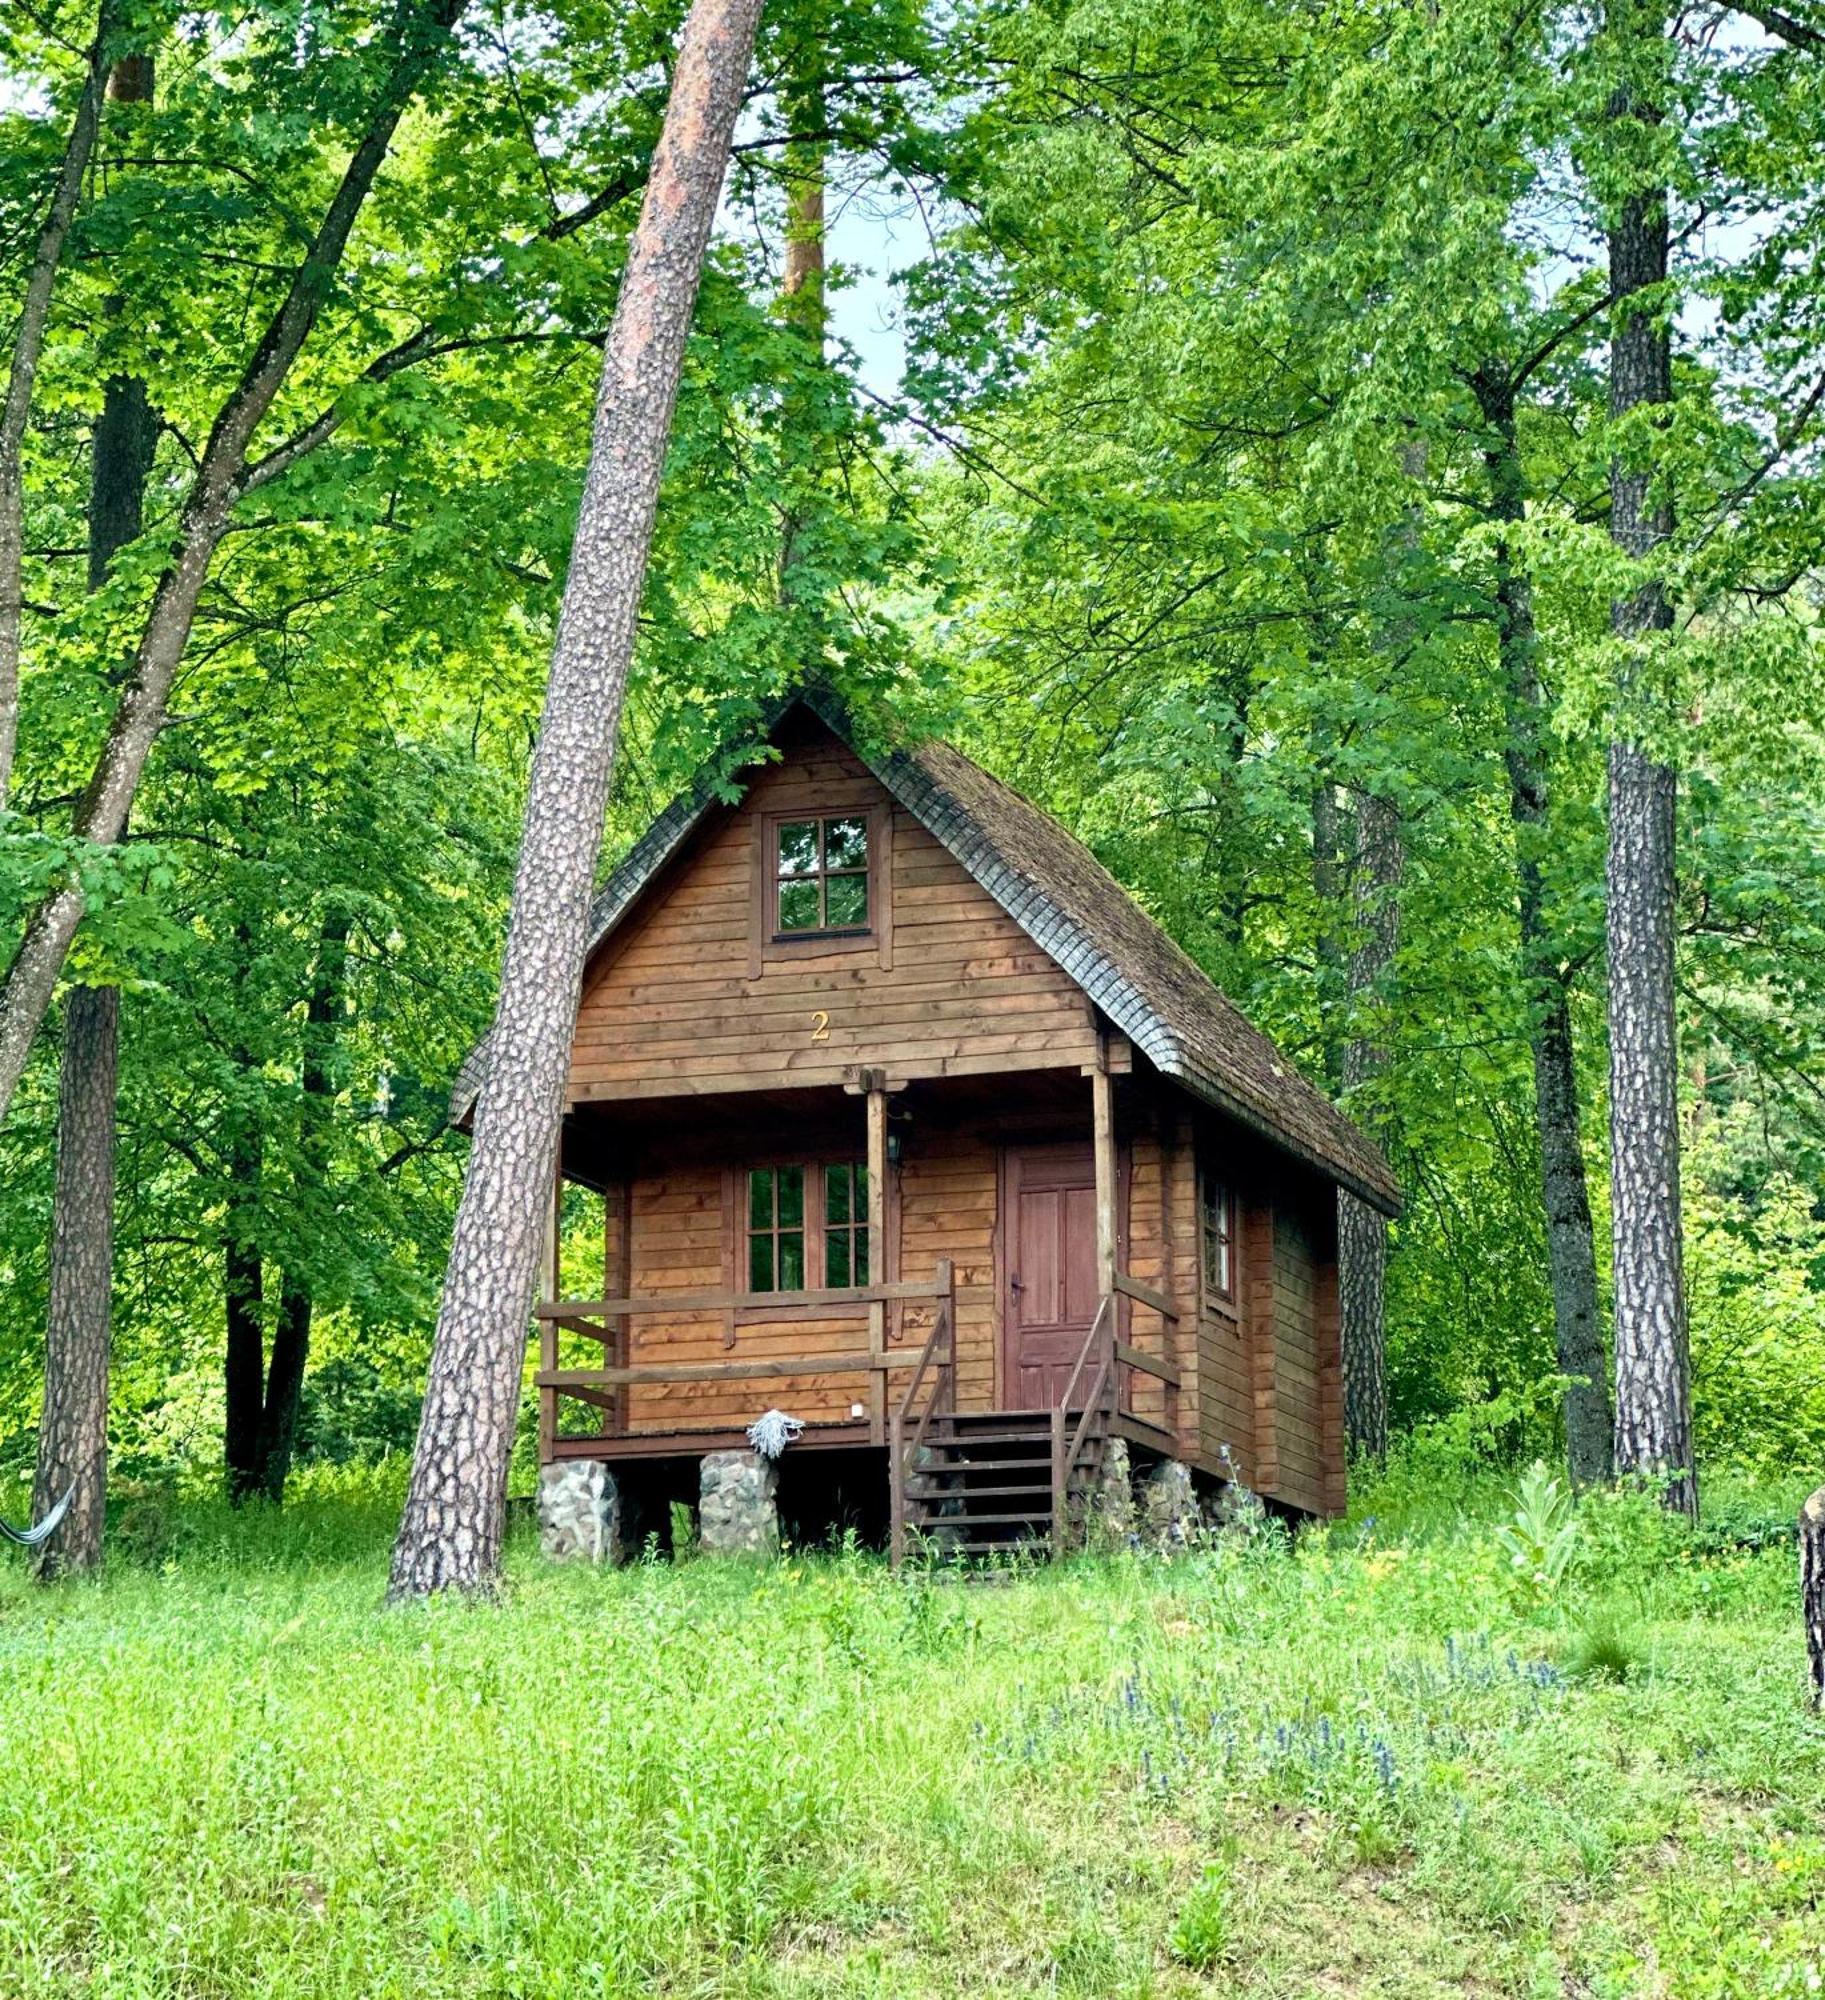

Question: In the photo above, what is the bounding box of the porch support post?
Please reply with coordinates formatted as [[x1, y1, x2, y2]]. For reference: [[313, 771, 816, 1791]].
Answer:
[[1091, 1044, 1117, 1297], [866, 1073, 889, 1445], [538, 1148, 562, 1465]]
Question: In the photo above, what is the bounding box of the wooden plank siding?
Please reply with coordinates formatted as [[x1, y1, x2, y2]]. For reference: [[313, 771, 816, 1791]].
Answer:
[[540, 720, 1352, 1515], [568, 737, 1099, 1104], [1268, 1203, 1330, 1515]]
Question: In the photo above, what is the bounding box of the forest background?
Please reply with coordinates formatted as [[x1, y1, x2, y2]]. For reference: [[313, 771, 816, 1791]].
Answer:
[[3, 0, 1824, 1508]]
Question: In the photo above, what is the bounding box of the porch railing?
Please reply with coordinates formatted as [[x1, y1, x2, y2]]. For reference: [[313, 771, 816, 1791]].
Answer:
[[1048, 1273, 1182, 1552], [532, 1265, 957, 1457], [887, 1260, 957, 1566]]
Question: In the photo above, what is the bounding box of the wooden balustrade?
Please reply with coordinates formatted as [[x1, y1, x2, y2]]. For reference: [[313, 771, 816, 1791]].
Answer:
[[534, 1257, 1175, 1483], [888, 1259, 957, 1566], [535, 1266, 955, 1453]]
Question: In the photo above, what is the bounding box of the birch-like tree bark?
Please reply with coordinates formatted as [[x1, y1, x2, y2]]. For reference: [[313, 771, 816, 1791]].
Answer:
[[388, 0, 768, 1601], [0, 3, 116, 808], [1476, 372, 1613, 1485], [1603, 0, 1695, 1517], [1804, 1485, 1825, 1709], [0, 0, 468, 1131]]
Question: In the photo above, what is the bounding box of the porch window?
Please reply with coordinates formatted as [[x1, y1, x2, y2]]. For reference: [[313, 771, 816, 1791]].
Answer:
[[775, 814, 870, 935], [1201, 1170, 1235, 1301], [823, 1162, 870, 1288], [748, 1166, 805, 1291], [744, 1162, 869, 1292]]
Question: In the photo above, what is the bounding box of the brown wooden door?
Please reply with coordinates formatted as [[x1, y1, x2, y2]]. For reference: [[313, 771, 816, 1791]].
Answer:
[[1002, 1142, 1101, 1408]]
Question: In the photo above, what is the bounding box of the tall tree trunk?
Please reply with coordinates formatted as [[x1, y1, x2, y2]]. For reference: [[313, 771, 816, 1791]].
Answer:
[[1311, 777, 1348, 1095], [1338, 791, 1400, 1458], [0, 0, 468, 1132], [388, 0, 767, 1601], [223, 1048, 265, 1503], [1477, 373, 1613, 1484], [29, 47, 159, 1575], [1603, 1, 1694, 1517], [0, 2, 116, 809], [29, 986, 118, 1576], [255, 908, 351, 1502]]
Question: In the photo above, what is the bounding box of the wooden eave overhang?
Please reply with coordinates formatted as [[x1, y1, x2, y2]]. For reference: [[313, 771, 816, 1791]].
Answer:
[[452, 692, 1401, 1217]]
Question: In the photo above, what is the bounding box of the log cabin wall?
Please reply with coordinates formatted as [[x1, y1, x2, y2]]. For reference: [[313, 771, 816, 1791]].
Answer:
[[612, 1114, 1159, 1432], [1266, 1192, 1343, 1516], [550, 711, 1354, 1513], [568, 720, 1100, 1105]]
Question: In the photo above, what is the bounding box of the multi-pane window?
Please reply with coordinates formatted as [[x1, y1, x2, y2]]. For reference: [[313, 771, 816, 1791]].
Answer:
[[748, 1166, 805, 1292], [1201, 1171, 1235, 1300], [775, 815, 870, 935], [823, 1163, 870, 1288], [744, 1162, 869, 1292]]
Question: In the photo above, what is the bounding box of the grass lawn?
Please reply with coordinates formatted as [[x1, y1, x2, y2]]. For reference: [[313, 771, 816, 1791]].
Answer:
[[0, 1464, 1820, 1998]]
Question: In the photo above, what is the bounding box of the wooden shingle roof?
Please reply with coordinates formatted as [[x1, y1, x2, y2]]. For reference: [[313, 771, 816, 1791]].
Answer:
[[456, 694, 1399, 1214]]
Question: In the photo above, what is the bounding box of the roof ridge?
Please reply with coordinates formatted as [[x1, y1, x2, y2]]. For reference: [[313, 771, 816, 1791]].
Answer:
[[452, 694, 1398, 1213]]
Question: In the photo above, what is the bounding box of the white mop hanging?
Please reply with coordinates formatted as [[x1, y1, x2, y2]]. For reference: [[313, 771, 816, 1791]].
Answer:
[[746, 1409, 804, 1459]]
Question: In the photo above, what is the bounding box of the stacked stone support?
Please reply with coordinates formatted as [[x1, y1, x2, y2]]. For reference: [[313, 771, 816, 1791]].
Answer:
[[699, 1450, 780, 1555], [539, 1460, 622, 1563]]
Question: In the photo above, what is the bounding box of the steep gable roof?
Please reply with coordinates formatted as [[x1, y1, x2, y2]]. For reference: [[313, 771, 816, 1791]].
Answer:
[[457, 694, 1400, 1214]]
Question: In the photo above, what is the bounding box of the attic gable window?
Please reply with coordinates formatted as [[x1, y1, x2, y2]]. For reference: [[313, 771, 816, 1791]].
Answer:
[[775, 815, 870, 936]]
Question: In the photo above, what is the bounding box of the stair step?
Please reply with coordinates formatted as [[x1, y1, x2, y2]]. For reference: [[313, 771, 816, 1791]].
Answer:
[[939, 1509, 1052, 1527], [907, 1481, 1052, 1502], [925, 1428, 1060, 1448]]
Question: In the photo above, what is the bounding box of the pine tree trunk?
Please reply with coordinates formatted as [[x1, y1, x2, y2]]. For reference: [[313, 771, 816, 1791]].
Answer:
[[255, 909, 350, 1502], [1339, 791, 1400, 1459], [388, 0, 767, 1602], [29, 985, 118, 1576], [1804, 1486, 1824, 1709], [1311, 778, 1348, 1096], [1478, 373, 1612, 1484], [1603, 12, 1694, 1517]]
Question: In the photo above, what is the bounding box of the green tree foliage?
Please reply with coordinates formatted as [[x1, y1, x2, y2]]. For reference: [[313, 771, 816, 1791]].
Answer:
[[0, 0, 954, 1486], [901, 0, 1825, 1464], [1, 0, 1820, 1498]]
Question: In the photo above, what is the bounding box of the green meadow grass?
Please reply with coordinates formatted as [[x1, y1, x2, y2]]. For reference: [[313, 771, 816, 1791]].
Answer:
[[0, 1463, 1820, 1998]]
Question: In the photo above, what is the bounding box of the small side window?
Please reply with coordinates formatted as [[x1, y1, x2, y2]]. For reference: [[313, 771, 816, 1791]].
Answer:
[[1201, 1170, 1235, 1301]]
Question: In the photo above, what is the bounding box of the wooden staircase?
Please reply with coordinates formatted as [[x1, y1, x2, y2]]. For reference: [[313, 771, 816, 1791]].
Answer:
[[890, 1292, 1123, 1564], [898, 1408, 1115, 1555]]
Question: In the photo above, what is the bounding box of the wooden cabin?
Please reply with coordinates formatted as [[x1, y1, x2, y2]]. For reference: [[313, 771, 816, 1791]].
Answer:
[[466, 695, 1397, 1556]]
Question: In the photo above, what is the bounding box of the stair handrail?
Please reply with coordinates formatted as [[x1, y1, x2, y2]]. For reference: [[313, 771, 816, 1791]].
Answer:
[[890, 1260, 955, 1566], [1052, 1292, 1116, 1551]]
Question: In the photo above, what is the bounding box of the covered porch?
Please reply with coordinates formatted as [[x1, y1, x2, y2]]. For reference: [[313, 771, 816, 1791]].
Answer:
[[531, 1046, 1186, 1553]]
